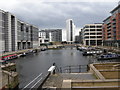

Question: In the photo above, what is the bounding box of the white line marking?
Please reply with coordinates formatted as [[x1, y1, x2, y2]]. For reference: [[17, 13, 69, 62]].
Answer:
[[30, 78, 43, 89], [22, 73, 42, 90]]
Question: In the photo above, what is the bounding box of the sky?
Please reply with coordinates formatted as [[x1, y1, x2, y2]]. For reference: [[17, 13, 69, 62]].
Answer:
[[0, 0, 119, 40]]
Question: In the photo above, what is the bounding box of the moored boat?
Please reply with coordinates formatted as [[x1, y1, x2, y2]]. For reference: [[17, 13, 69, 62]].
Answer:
[[41, 48, 47, 51], [20, 53, 26, 57], [1, 54, 18, 62], [97, 53, 120, 60], [82, 50, 103, 56]]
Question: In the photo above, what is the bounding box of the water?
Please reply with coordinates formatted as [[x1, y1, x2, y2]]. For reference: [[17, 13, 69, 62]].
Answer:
[[5, 48, 119, 88]]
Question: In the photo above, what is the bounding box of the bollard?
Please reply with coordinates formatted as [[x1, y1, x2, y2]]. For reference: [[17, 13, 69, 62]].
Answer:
[[53, 63, 55, 74], [87, 65, 90, 71], [60, 67, 62, 73]]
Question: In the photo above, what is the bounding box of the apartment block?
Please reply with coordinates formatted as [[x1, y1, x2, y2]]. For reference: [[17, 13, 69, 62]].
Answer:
[[0, 9, 39, 53], [39, 29, 62, 45], [103, 4, 120, 48], [0, 9, 5, 54], [82, 24, 103, 46], [39, 30, 49, 46], [79, 31, 83, 44], [75, 35, 80, 43]]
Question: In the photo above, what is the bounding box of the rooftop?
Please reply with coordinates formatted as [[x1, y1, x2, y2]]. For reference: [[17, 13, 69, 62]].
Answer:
[[110, 4, 120, 13]]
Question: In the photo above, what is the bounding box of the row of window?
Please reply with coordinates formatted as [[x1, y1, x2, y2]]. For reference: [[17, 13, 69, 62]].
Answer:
[[84, 36, 102, 38], [84, 33, 102, 35], [85, 26, 102, 28], [84, 29, 102, 32]]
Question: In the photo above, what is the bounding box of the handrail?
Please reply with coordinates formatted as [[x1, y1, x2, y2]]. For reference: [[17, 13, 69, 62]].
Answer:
[[22, 73, 43, 90], [59, 65, 89, 73]]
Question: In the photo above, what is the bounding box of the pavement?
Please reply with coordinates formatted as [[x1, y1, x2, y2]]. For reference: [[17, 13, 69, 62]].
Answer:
[[42, 73, 96, 89]]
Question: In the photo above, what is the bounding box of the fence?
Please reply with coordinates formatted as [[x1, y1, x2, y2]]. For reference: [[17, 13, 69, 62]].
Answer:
[[58, 65, 89, 73]]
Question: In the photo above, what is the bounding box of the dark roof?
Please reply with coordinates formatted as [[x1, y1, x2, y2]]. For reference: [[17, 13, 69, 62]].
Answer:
[[103, 16, 111, 22], [110, 4, 120, 13]]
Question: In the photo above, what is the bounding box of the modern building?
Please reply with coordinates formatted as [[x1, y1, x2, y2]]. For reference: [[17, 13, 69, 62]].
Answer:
[[79, 31, 83, 44], [75, 35, 80, 43], [39, 30, 49, 45], [66, 19, 76, 43], [103, 3, 120, 48], [50, 29, 62, 42], [0, 9, 39, 53], [0, 9, 5, 54], [39, 29, 62, 45], [82, 24, 103, 46]]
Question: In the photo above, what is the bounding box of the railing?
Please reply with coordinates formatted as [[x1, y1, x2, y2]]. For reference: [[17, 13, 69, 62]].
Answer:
[[21, 65, 56, 90], [21, 73, 43, 90], [21, 64, 89, 90], [59, 65, 89, 73], [21, 72, 50, 90]]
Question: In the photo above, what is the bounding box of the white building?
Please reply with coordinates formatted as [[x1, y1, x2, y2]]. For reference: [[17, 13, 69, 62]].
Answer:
[[82, 23, 103, 46], [49, 32, 52, 42], [66, 19, 75, 43], [39, 30, 49, 46], [39, 29, 62, 45]]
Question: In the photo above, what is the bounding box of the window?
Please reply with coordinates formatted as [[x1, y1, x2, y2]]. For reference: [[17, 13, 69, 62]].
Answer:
[[97, 29, 102, 31], [97, 33, 102, 35], [97, 26, 102, 28], [90, 29, 95, 31], [90, 26, 95, 28], [90, 33, 95, 35], [90, 36, 96, 38], [97, 36, 102, 38], [85, 36, 89, 38], [85, 26, 89, 28]]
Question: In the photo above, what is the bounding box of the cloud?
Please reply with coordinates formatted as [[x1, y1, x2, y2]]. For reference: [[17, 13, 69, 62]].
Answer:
[[0, 0, 119, 29]]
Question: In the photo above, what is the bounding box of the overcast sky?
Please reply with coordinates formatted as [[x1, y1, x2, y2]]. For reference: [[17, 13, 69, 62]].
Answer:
[[0, 0, 119, 40], [0, 0, 119, 28]]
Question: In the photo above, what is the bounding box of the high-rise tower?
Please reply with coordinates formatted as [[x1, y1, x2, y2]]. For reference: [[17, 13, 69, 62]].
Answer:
[[66, 19, 75, 43]]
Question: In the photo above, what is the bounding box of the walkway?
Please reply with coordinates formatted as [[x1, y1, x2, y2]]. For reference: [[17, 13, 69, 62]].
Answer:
[[42, 73, 96, 89]]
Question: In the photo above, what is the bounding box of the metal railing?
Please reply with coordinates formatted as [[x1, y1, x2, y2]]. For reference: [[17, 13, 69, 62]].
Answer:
[[59, 65, 89, 73], [21, 73, 43, 90]]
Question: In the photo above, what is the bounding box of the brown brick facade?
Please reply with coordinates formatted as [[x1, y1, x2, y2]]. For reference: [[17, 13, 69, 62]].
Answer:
[[103, 4, 120, 48]]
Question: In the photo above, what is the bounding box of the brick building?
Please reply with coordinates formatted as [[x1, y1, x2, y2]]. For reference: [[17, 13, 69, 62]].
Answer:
[[103, 4, 120, 48]]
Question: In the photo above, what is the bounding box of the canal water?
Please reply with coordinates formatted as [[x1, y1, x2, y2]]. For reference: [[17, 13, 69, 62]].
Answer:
[[8, 48, 119, 88]]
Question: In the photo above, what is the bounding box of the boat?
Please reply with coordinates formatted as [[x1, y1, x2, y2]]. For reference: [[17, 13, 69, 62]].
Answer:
[[1, 54, 18, 61], [20, 53, 26, 57], [82, 50, 103, 56], [41, 48, 47, 51], [78, 47, 88, 51], [97, 53, 120, 60]]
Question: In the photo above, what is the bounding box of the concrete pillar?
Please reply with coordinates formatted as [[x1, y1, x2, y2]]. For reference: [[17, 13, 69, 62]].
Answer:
[[62, 80, 71, 90], [21, 42, 23, 50], [89, 40, 90, 46], [116, 42, 119, 48], [25, 42, 27, 49]]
